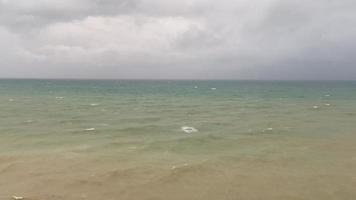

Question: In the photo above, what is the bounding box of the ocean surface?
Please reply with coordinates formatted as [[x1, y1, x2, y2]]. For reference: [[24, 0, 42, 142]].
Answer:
[[0, 79, 356, 200]]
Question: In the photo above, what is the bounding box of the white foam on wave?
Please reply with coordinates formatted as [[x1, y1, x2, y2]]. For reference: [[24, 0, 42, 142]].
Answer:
[[171, 163, 189, 170], [90, 103, 100, 106], [181, 126, 198, 133], [55, 96, 64, 99], [211, 88, 217, 90], [8, 99, 14, 102], [313, 106, 319, 109], [84, 128, 96, 131], [263, 127, 273, 132]]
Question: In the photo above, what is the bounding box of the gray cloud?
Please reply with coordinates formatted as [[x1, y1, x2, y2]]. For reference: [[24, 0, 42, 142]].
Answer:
[[0, 0, 356, 79]]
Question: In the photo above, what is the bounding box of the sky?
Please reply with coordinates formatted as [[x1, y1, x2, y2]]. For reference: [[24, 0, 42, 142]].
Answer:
[[0, 0, 356, 80]]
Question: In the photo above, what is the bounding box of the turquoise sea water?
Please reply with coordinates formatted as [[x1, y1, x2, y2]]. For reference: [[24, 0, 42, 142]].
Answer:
[[0, 79, 356, 199]]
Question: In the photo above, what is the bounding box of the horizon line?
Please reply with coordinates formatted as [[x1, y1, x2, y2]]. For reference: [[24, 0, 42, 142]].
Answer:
[[0, 77, 355, 81]]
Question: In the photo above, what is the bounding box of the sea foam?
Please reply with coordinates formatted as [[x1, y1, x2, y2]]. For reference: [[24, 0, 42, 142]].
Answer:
[[181, 126, 198, 133]]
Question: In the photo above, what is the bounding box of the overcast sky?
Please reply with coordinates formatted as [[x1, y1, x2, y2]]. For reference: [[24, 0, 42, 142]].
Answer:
[[0, 0, 356, 79]]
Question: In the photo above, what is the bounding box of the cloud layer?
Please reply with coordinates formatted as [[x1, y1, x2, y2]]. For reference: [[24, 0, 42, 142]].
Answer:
[[1, 0, 356, 79]]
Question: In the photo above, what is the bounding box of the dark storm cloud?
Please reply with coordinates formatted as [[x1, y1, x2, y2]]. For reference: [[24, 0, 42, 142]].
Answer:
[[0, 0, 139, 31], [0, 0, 356, 79]]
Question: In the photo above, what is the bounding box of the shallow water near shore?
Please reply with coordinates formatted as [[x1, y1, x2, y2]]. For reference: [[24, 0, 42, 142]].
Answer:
[[0, 80, 356, 200]]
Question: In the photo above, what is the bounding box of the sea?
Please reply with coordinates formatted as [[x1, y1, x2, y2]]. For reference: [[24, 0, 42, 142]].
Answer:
[[0, 79, 355, 200]]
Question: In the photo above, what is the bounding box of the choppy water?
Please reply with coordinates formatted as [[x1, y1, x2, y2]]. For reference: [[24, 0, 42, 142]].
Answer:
[[0, 80, 356, 200]]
